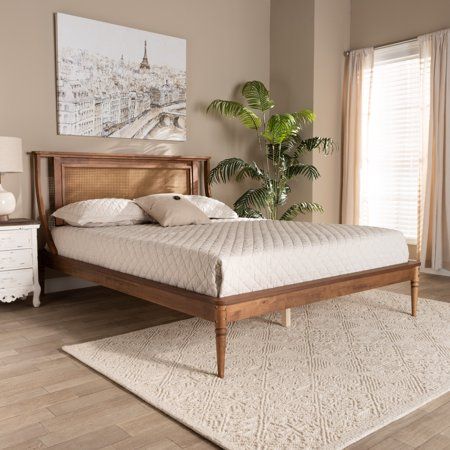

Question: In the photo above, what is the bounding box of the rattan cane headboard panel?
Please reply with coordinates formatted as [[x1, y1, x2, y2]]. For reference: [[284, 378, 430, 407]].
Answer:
[[62, 167, 192, 205], [32, 152, 211, 254]]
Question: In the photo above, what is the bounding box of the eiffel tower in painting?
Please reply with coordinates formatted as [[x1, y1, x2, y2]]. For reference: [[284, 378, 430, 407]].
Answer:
[[139, 40, 150, 71]]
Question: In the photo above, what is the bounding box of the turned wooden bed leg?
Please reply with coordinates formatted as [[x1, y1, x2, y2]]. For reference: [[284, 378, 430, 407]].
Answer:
[[215, 306, 227, 378], [281, 308, 291, 328], [411, 267, 419, 317]]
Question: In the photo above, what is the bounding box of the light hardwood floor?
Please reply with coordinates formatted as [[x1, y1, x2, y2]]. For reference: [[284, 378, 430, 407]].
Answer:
[[0, 274, 449, 449]]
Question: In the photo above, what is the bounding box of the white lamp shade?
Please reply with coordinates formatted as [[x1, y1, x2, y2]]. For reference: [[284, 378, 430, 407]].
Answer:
[[0, 136, 23, 173]]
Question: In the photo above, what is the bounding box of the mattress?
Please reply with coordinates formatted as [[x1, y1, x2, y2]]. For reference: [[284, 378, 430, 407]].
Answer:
[[51, 220, 409, 297]]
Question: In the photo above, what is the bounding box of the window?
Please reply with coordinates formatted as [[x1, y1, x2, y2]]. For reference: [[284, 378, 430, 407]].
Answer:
[[359, 41, 428, 244]]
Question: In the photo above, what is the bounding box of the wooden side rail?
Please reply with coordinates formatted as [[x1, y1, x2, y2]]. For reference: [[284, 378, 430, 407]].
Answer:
[[43, 250, 420, 378], [43, 252, 217, 321], [223, 261, 420, 321]]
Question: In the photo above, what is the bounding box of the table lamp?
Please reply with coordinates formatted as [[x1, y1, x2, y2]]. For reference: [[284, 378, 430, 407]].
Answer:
[[0, 136, 23, 221]]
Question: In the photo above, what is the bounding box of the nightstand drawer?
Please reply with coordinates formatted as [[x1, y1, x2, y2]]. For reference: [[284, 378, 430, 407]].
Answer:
[[0, 268, 33, 289], [0, 230, 32, 251], [0, 249, 33, 271]]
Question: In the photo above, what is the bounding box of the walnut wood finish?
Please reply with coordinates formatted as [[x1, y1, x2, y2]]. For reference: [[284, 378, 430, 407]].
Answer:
[[33, 151, 421, 378], [32, 152, 57, 254], [0, 218, 39, 227], [42, 252, 217, 322], [215, 306, 227, 379], [222, 262, 420, 321], [42, 250, 420, 377]]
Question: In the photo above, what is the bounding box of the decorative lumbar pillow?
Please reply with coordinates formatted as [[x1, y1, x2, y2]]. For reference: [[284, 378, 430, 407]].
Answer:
[[134, 194, 210, 227], [52, 198, 150, 227], [185, 195, 238, 219]]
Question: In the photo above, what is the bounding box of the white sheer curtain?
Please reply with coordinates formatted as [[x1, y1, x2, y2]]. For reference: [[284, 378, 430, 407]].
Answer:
[[358, 42, 422, 243], [341, 48, 374, 224], [419, 30, 450, 271]]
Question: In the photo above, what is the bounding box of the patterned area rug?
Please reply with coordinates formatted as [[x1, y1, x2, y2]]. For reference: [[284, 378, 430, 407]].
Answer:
[[63, 290, 450, 449]]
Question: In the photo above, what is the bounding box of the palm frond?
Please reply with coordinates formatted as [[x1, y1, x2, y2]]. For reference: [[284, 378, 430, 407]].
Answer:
[[233, 187, 272, 216], [263, 114, 299, 144], [267, 144, 288, 162], [270, 181, 290, 206], [237, 107, 262, 129], [208, 158, 248, 184], [235, 161, 267, 182], [280, 202, 324, 220], [207, 99, 243, 116], [242, 81, 274, 112], [207, 99, 261, 130], [280, 133, 302, 155], [294, 137, 336, 157], [292, 109, 316, 127], [237, 207, 264, 219], [285, 164, 320, 180]]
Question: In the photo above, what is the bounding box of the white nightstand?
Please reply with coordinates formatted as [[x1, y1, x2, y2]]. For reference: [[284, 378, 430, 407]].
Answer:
[[0, 219, 41, 307]]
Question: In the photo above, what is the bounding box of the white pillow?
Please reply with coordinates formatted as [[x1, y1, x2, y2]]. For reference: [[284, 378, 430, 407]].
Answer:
[[185, 195, 238, 219], [52, 198, 150, 227], [134, 194, 210, 227]]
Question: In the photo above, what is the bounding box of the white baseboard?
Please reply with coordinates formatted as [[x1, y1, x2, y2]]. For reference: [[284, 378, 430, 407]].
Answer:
[[421, 267, 450, 277], [45, 276, 97, 294]]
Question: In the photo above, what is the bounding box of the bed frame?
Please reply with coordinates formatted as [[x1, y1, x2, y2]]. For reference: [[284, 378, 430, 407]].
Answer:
[[32, 151, 420, 378]]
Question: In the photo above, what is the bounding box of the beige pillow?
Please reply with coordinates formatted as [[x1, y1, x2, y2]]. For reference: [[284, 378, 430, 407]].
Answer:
[[135, 194, 210, 227]]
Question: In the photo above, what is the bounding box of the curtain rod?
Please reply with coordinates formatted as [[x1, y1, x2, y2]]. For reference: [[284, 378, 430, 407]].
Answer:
[[343, 37, 417, 56]]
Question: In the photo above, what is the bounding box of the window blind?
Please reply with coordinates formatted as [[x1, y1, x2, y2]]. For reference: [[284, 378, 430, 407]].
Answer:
[[359, 41, 424, 243]]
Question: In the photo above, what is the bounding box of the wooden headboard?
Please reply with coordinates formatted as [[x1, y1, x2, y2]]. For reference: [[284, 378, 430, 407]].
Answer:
[[32, 152, 211, 254]]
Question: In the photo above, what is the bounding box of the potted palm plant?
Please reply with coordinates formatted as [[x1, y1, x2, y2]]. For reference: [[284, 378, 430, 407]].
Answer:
[[207, 80, 334, 220]]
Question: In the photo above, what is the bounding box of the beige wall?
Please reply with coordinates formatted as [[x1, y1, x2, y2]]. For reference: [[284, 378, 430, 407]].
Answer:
[[0, 0, 270, 218], [270, 0, 315, 220], [351, 0, 450, 48], [270, 0, 349, 224], [270, 0, 315, 113], [312, 0, 350, 223]]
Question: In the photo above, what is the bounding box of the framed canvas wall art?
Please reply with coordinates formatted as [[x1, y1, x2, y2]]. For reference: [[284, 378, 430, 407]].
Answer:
[[55, 13, 186, 141]]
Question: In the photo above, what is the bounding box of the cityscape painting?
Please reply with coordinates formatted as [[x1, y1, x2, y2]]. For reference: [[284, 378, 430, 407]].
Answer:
[[55, 13, 187, 141]]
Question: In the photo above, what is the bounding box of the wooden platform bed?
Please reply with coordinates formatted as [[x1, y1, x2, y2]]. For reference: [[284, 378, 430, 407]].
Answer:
[[33, 151, 420, 378]]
